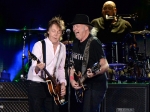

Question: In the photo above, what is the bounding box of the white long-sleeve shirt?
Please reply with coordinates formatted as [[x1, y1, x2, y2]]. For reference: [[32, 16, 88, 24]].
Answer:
[[27, 37, 67, 85]]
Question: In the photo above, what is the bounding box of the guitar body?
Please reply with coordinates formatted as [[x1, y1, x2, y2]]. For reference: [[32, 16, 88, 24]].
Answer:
[[75, 87, 85, 103], [74, 72, 86, 103], [47, 80, 64, 105], [74, 62, 100, 103]]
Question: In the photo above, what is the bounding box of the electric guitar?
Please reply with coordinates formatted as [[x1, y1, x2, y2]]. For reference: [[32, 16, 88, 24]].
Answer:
[[72, 62, 100, 103], [28, 51, 66, 105]]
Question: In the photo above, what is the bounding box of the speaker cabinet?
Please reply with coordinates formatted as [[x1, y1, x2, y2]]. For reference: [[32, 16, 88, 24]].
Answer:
[[102, 83, 149, 112], [0, 82, 29, 111], [0, 82, 28, 99], [0, 100, 29, 112]]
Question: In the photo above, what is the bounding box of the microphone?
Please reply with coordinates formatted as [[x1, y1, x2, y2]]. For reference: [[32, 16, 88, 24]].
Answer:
[[66, 29, 71, 36], [105, 13, 138, 20], [66, 29, 71, 41], [105, 15, 115, 20]]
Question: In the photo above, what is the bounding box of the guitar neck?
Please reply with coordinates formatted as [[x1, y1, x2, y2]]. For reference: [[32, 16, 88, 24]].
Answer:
[[78, 62, 100, 85], [37, 59, 57, 86], [43, 68, 57, 85], [78, 74, 87, 86]]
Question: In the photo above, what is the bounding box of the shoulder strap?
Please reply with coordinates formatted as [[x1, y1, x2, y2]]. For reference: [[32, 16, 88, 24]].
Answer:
[[82, 36, 97, 75], [53, 43, 62, 74], [41, 40, 46, 79], [41, 40, 46, 64]]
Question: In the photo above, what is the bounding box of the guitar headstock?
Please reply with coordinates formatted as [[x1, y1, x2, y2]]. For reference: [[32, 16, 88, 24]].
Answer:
[[28, 51, 38, 61]]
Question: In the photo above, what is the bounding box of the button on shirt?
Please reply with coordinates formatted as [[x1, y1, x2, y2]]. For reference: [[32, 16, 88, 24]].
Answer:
[[27, 38, 66, 85]]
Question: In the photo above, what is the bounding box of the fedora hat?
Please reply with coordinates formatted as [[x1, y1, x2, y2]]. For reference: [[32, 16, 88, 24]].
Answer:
[[71, 14, 93, 27]]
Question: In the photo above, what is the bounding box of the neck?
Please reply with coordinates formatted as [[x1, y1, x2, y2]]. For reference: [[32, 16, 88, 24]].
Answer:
[[53, 42, 59, 54], [53, 42, 59, 46], [80, 32, 90, 42]]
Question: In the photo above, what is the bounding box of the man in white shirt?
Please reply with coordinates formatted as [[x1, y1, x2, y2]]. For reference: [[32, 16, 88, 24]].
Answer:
[[27, 16, 67, 112]]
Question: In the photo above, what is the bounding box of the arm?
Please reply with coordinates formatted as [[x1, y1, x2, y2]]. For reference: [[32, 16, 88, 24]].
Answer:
[[87, 58, 109, 78], [57, 45, 67, 86], [57, 45, 67, 96], [87, 38, 109, 78], [96, 58, 109, 75], [29, 41, 44, 76], [69, 67, 82, 90]]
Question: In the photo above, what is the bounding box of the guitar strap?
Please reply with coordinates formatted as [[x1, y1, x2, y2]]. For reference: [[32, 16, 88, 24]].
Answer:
[[41, 39, 62, 80], [53, 43, 62, 78], [41, 40, 46, 80], [81, 36, 98, 75]]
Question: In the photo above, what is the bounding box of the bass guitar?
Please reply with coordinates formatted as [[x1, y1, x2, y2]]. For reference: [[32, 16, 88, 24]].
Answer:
[[28, 51, 66, 105], [73, 62, 100, 103]]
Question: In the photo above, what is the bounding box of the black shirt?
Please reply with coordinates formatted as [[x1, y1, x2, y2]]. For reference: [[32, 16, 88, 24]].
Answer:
[[71, 34, 107, 88]]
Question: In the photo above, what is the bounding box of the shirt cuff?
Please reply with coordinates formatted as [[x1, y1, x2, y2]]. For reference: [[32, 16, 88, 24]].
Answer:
[[59, 79, 67, 86]]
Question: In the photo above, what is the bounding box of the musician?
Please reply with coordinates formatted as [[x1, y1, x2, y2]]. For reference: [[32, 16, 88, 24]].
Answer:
[[90, 1, 139, 82], [27, 16, 67, 112], [69, 14, 109, 112], [91, 1, 137, 64]]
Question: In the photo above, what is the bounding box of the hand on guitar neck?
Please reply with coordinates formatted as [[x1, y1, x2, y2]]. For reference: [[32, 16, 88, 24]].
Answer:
[[69, 62, 101, 89]]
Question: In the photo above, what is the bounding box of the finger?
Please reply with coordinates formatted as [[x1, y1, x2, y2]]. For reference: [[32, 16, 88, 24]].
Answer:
[[75, 86, 82, 90], [61, 92, 66, 96]]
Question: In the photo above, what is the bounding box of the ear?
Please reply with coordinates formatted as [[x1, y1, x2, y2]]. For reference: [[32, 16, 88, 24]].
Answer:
[[85, 25, 88, 30], [114, 8, 117, 15]]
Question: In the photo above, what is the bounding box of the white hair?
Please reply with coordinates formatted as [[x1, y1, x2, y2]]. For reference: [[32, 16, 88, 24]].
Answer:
[[90, 27, 98, 36]]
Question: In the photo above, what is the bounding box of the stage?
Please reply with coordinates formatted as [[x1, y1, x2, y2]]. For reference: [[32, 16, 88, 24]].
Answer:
[[0, 81, 149, 112]]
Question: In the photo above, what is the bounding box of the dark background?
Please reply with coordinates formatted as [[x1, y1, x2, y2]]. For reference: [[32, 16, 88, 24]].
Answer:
[[0, 0, 150, 80], [0, 0, 150, 30]]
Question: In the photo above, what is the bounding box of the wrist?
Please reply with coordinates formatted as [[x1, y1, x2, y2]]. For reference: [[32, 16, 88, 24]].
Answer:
[[61, 82, 65, 86]]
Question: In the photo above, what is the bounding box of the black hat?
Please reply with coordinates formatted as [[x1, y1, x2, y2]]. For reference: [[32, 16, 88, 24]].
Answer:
[[71, 14, 93, 27]]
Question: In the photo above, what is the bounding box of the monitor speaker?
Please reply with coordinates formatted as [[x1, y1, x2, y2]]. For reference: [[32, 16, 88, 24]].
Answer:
[[102, 83, 149, 112], [0, 82, 28, 99], [0, 100, 29, 112]]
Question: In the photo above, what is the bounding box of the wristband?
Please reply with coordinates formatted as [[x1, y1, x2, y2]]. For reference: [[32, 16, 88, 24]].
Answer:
[[70, 75, 74, 80]]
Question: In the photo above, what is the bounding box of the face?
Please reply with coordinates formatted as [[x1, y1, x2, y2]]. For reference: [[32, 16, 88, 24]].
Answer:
[[47, 24, 62, 45], [73, 24, 88, 42], [102, 1, 117, 18]]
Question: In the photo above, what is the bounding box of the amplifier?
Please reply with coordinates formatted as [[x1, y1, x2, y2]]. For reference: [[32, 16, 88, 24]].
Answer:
[[102, 83, 149, 112], [0, 100, 29, 112], [0, 82, 28, 99]]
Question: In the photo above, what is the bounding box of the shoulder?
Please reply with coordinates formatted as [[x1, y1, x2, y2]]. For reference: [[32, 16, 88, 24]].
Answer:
[[72, 38, 79, 45], [31, 40, 43, 53], [91, 17, 102, 22], [90, 37, 102, 46], [60, 42, 65, 46], [91, 17, 103, 23], [33, 40, 43, 47], [118, 18, 132, 30], [60, 42, 66, 49], [119, 18, 131, 26]]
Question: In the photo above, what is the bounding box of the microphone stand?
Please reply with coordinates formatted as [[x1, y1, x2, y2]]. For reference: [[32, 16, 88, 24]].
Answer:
[[66, 29, 71, 112], [21, 32, 27, 80]]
